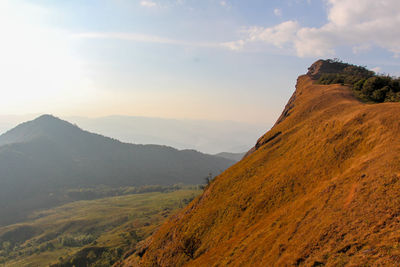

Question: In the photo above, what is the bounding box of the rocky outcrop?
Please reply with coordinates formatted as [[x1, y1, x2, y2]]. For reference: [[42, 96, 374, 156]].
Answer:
[[306, 59, 348, 79]]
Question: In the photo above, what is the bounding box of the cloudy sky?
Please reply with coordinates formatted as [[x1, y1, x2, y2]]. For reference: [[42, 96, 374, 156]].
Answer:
[[1, 0, 399, 124]]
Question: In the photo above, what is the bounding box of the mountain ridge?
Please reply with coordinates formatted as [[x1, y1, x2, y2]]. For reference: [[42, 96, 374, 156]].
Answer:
[[121, 61, 400, 266], [0, 114, 85, 146]]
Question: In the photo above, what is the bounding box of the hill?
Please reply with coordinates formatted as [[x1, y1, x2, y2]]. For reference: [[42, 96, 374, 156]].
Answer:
[[122, 60, 400, 266], [0, 115, 234, 226]]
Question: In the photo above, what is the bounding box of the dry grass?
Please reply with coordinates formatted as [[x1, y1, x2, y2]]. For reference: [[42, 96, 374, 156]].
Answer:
[[126, 75, 400, 266]]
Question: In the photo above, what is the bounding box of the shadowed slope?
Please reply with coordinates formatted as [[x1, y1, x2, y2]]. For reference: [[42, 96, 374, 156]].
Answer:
[[123, 70, 400, 266], [0, 115, 234, 226]]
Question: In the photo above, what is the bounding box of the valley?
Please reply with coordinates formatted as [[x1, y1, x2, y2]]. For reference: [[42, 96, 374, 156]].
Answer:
[[0, 187, 201, 267]]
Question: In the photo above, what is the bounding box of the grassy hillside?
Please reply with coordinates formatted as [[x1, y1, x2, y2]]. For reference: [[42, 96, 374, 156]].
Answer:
[[123, 62, 400, 266], [0, 188, 201, 267]]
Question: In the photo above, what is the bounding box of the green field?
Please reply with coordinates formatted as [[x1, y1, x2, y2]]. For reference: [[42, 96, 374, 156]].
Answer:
[[0, 188, 201, 267]]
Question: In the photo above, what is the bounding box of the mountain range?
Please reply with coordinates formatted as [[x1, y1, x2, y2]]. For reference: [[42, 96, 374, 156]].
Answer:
[[0, 115, 266, 154], [0, 115, 235, 225], [66, 116, 265, 154]]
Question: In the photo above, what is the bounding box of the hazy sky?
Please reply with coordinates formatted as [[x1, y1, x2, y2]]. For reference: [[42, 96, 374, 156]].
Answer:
[[1, 0, 399, 124]]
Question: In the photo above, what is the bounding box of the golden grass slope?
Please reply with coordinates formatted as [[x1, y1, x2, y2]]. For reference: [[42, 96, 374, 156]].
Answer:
[[123, 74, 400, 266]]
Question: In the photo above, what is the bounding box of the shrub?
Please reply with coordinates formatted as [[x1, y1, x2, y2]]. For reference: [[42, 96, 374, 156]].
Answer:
[[315, 60, 399, 103], [58, 234, 96, 247], [353, 79, 365, 91], [390, 79, 400, 92], [371, 88, 387, 102]]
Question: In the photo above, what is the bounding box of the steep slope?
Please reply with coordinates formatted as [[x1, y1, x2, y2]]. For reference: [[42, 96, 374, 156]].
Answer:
[[0, 115, 234, 225], [124, 61, 400, 266]]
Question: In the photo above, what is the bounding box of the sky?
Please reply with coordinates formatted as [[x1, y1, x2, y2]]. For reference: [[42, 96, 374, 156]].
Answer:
[[0, 0, 399, 125]]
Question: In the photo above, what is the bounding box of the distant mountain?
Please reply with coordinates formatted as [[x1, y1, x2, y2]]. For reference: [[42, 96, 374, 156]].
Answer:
[[66, 115, 266, 154], [0, 115, 234, 225], [214, 152, 245, 162]]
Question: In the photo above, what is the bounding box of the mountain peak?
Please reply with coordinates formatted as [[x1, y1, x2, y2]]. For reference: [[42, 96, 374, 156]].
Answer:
[[31, 114, 74, 127], [34, 114, 59, 121], [306, 59, 374, 81], [307, 59, 348, 79], [0, 114, 81, 147]]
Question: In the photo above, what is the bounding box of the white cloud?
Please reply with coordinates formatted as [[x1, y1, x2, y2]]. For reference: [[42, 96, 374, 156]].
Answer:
[[273, 8, 282, 17], [233, 0, 400, 57], [73, 32, 179, 44], [246, 21, 300, 48], [140, 1, 157, 8], [371, 67, 382, 73], [220, 40, 245, 51], [74, 31, 252, 53], [73, 32, 232, 50], [219, 1, 231, 9], [71, 1, 400, 57]]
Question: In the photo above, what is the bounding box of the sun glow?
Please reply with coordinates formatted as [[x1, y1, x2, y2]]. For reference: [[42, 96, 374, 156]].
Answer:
[[0, 1, 94, 114]]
